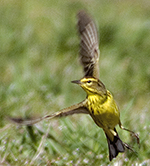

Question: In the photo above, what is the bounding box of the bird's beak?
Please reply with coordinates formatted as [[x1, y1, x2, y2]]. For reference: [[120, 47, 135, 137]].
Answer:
[[71, 80, 81, 84]]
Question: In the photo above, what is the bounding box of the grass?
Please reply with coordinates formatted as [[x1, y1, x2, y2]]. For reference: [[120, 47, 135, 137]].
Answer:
[[0, 0, 150, 165]]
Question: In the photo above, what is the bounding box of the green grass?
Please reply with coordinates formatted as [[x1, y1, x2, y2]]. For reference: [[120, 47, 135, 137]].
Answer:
[[0, 0, 150, 165]]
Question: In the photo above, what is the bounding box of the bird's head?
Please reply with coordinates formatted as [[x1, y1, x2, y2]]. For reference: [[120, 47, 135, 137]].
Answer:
[[71, 77, 107, 96]]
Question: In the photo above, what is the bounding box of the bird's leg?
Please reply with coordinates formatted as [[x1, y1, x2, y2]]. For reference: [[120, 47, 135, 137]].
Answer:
[[123, 142, 135, 152], [120, 125, 140, 147]]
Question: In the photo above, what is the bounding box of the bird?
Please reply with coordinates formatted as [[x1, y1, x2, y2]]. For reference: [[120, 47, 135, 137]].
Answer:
[[9, 10, 139, 161]]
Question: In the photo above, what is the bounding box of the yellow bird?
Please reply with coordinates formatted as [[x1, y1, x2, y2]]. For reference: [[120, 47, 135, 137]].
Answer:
[[10, 11, 139, 161]]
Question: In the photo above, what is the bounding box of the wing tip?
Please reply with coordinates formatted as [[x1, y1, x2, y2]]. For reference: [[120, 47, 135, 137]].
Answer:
[[77, 10, 93, 33]]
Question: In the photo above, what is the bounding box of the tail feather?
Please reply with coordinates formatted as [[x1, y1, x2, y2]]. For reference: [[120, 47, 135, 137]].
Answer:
[[106, 128, 125, 161]]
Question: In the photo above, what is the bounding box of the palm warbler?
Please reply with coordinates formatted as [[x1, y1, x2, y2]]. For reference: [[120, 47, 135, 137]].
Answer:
[[10, 10, 139, 161]]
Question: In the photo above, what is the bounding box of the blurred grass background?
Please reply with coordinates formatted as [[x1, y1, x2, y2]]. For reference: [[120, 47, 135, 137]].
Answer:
[[0, 0, 150, 165]]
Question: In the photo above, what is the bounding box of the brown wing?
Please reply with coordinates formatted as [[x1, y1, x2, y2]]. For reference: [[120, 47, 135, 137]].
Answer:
[[77, 10, 100, 79], [9, 101, 89, 125]]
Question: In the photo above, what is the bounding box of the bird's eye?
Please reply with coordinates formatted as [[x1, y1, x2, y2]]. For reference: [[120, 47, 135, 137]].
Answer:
[[87, 80, 91, 84]]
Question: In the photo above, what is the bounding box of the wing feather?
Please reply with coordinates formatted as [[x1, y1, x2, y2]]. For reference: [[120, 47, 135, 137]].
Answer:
[[9, 101, 89, 125], [77, 11, 100, 79]]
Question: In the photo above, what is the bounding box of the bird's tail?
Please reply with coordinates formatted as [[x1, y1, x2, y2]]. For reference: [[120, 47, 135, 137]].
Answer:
[[105, 128, 125, 161]]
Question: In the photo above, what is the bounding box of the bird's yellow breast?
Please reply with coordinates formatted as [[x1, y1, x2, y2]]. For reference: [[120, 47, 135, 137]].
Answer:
[[87, 91, 120, 129]]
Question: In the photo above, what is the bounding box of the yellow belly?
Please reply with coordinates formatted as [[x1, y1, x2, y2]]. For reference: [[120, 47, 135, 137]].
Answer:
[[87, 91, 120, 130]]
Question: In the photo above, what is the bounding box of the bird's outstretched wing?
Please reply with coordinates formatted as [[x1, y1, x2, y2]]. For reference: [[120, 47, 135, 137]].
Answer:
[[9, 11, 99, 125], [9, 101, 89, 125], [77, 10, 100, 79]]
